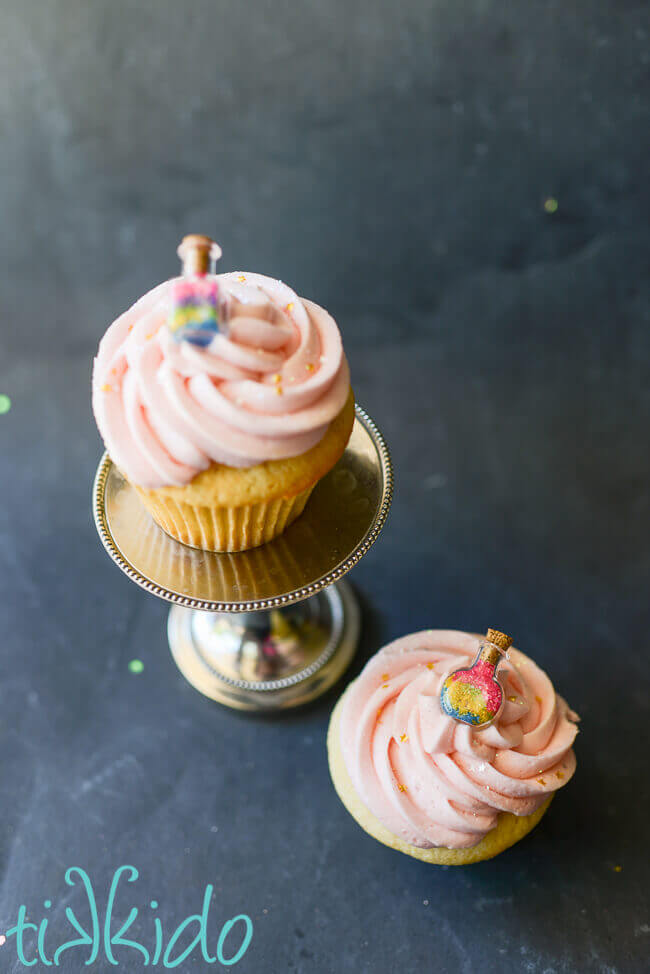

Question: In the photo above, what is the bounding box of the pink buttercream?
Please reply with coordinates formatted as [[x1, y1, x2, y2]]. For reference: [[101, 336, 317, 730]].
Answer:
[[92, 272, 351, 488], [339, 630, 579, 850]]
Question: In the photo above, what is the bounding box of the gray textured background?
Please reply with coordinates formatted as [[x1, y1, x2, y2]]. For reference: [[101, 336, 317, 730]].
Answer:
[[1, 1, 649, 972]]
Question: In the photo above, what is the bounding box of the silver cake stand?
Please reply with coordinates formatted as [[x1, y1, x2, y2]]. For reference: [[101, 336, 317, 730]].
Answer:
[[93, 405, 393, 711]]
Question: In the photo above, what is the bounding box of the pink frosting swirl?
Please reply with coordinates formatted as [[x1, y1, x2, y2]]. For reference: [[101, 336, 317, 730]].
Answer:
[[340, 630, 579, 850], [92, 272, 351, 488]]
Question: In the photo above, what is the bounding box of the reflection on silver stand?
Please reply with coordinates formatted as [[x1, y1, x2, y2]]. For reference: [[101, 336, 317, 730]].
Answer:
[[93, 405, 392, 711]]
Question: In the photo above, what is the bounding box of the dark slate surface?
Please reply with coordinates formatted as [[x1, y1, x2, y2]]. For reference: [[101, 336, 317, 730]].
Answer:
[[1, 1, 649, 971]]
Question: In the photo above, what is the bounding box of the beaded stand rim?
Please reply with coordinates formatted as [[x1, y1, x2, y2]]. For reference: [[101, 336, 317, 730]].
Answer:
[[93, 404, 393, 613]]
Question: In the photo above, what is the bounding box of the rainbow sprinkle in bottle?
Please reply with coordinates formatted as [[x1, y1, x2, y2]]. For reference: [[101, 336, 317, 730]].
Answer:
[[168, 234, 224, 346], [440, 628, 513, 729]]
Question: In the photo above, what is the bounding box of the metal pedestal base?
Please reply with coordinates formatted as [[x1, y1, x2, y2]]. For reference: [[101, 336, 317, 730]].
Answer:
[[168, 580, 360, 710], [94, 404, 392, 714]]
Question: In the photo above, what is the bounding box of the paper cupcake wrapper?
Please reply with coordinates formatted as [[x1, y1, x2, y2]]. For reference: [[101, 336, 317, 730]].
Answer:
[[119, 495, 330, 601], [133, 486, 314, 552]]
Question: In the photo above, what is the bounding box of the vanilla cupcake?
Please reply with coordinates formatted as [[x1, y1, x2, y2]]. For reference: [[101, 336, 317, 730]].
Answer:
[[328, 629, 579, 865], [92, 236, 354, 551]]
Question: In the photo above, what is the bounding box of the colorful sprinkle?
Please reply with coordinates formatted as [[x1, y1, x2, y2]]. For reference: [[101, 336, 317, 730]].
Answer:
[[128, 659, 144, 674], [273, 373, 282, 384], [305, 362, 315, 372], [145, 333, 154, 340], [544, 197, 559, 213], [398, 784, 407, 793], [614, 865, 622, 873], [537, 778, 546, 786], [238, 275, 247, 282], [376, 708, 383, 723], [400, 734, 409, 743], [101, 384, 112, 393], [0, 394, 12, 415], [426, 662, 436, 670], [556, 770, 565, 780], [285, 302, 294, 312], [535, 695, 542, 704], [381, 683, 389, 689], [381, 673, 389, 681], [507, 695, 518, 703], [440, 650, 505, 728], [276, 386, 284, 395], [168, 277, 221, 347]]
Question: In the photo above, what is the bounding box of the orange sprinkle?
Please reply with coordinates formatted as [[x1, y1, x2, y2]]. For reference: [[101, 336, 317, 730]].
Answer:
[[400, 734, 409, 743], [101, 383, 112, 393], [285, 302, 294, 312], [276, 386, 283, 396], [537, 778, 546, 786], [426, 662, 435, 670], [381, 683, 389, 689], [398, 784, 407, 793], [305, 362, 315, 372], [535, 695, 542, 704], [238, 275, 246, 282], [111, 368, 117, 376], [508, 695, 518, 703], [376, 708, 383, 723], [381, 673, 389, 681], [555, 771, 565, 780], [273, 373, 282, 384], [128, 324, 134, 332]]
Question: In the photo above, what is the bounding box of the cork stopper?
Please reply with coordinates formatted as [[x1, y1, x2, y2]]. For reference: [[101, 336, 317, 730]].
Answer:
[[486, 629, 513, 652], [177, 234, 222, 276]]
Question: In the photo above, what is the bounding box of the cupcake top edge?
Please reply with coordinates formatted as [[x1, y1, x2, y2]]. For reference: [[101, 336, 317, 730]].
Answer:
[[92, 269, 350, 489], [339, 629, 579, 851]]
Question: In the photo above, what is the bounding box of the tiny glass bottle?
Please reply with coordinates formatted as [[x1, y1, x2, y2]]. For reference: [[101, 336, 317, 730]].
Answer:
[[168, 234, 225, 346], [439, 628, 513, 729]]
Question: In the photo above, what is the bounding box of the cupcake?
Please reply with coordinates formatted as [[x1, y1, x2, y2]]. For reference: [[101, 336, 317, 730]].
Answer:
[[92, 235, 354, 551], [328, 629, 579, 865]]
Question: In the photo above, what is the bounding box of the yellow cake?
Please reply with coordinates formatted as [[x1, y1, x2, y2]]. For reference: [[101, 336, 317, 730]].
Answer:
[[133, 391, 354, 551], [92, 235, 354, 551], [328, 629, 579, 865]]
